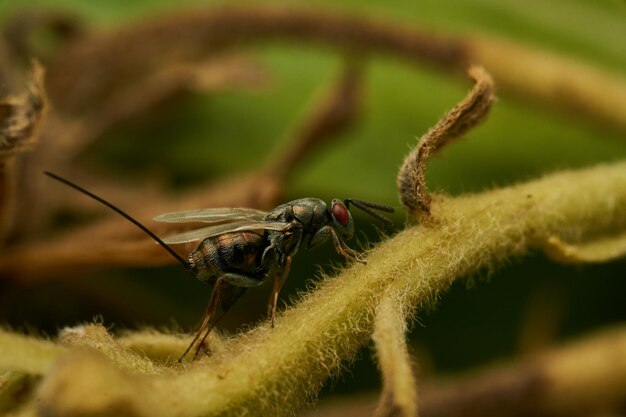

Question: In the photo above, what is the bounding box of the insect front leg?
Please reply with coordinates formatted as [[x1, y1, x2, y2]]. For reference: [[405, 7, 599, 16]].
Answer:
[[330, 227, 367, 264], [259, 233, 299, 327], [267, 255, 292, 328], [259, 243, 284, 326]]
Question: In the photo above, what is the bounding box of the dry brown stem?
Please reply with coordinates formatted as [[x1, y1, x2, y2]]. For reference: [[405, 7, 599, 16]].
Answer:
[[397, 65, 495, 219], [43, 5, 626, 133], [517, 285, 565, 354], [467, 34, 626, 133], [420, 326, 626, 417], [0, 61, 46, 242], [0, 159, 17, 243], [44, 6, 463, 114], [306, 326, 626, 417]]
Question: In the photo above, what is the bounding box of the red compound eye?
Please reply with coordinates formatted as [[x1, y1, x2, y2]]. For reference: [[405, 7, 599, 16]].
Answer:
[[332, 203, 350, 226]]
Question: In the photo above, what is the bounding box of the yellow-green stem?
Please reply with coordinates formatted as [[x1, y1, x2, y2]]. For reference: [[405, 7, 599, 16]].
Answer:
[[30, 161, 626, 417]]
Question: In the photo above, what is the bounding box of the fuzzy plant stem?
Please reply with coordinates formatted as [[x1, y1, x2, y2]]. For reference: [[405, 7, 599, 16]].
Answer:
[[30, 161, 626, 417], [372, 291, 419, 417]]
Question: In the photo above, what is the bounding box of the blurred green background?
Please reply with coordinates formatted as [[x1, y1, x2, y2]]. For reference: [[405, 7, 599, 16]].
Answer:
[[1, 0, 625, 397]]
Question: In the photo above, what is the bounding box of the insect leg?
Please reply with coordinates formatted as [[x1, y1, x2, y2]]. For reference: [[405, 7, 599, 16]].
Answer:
[[190, 273, 264, 360], [330, 228, 367, 265], [267, 255, 292, 328], [220, 272, 266, 288], [179, 277, 224, 362], [190, 285, 247, 352], [220, 285, 248, 312]]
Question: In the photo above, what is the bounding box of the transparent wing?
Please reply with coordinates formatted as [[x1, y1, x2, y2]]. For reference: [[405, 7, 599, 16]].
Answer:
[[162, 220, 288, 244], [153, 207, 268, 224]]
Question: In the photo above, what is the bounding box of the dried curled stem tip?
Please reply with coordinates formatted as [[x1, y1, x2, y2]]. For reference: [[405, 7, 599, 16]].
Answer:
[[0, 61, 46, 159], [397, 65, 495, 219]]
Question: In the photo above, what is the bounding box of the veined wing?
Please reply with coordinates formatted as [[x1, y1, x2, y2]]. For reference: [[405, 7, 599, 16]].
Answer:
[[153, 207, 268, 224], [162, 220, 288, 244]]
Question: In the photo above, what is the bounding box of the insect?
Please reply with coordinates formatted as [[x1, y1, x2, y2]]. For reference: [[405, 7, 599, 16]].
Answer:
[[45, 172, 394, 361]]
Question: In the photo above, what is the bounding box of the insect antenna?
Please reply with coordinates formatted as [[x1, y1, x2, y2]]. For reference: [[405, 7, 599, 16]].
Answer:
[[44, 171, 193, 273], [344, 198, 395, 225]]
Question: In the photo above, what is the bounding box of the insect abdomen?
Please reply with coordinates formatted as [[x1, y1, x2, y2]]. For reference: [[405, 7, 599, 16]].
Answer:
[[189, 231, 264, 283]]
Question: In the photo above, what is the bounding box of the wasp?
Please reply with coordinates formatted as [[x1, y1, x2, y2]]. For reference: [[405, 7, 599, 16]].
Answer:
[[45, 172, 394, 361]]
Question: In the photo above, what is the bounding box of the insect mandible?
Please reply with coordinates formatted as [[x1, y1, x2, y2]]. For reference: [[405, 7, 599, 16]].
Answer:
[[45, 172, 394, 361]]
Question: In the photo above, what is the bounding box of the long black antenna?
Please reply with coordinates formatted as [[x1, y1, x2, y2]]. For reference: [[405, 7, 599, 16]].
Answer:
[[344, 198, 395, 225], [44, 171, 192, 272]]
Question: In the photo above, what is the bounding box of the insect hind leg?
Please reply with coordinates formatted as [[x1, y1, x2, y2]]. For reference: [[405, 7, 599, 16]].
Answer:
[[221, 272, 265, 288], [220, 284, 247, 312], [179, 277, 224, 362], [181, 273, 263, 362]]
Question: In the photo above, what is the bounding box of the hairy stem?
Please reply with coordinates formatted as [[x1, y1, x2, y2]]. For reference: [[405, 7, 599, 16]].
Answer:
[[372, 291, 418, 417], [541, 233, 626, 264], [0, 331, 62, 375], [30, 160, 626, 417]]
